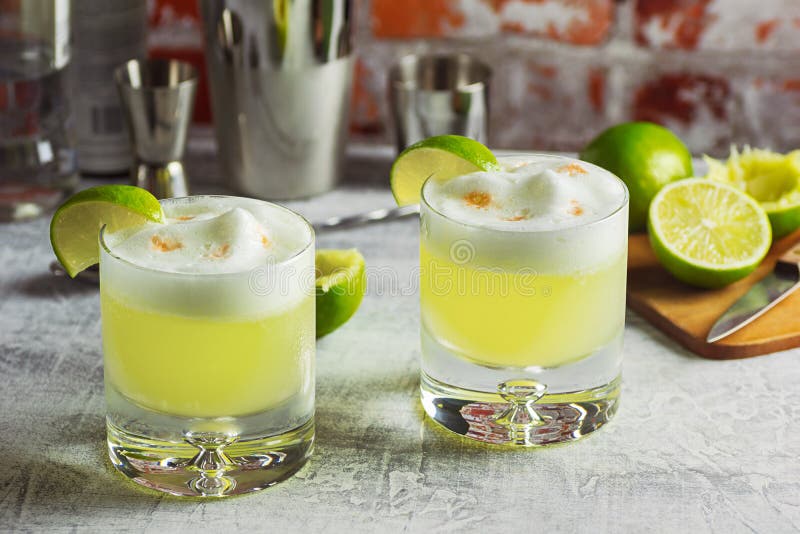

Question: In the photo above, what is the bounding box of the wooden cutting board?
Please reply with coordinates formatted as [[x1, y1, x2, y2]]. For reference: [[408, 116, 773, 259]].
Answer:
[[627, 229, 800, 359]]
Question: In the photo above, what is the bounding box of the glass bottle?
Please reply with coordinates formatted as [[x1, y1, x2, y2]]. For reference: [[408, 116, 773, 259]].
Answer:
[[0, 0, 77, 221]]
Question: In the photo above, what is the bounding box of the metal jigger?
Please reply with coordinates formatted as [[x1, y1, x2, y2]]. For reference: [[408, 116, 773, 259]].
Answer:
[[115, 59, 197, 198], [389, 54, 491, 153]]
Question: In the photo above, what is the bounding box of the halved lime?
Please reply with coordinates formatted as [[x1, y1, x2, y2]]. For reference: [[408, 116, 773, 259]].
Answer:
[[580, 122, 694, 233], [704, 146, 800, 239], [648, 178, 771, 288], [316, 248, 366, 338], [390, 135, 500, 206], [50, 185, 164, 277]]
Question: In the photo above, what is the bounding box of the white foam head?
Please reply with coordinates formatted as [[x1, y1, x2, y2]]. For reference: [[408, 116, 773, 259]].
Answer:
[[421, 154, 629, 273], [100, 196, 315, 318], [107, 196, 312, 274], [423, 157, 626, 231]]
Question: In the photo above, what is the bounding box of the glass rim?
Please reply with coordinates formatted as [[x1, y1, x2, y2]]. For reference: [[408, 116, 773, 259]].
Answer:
[[420, 153, 630, 234], [99, 195, 315, 278]]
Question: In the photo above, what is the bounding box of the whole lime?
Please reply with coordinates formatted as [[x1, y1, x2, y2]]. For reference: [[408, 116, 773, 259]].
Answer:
[[580, 122, 694, 232]]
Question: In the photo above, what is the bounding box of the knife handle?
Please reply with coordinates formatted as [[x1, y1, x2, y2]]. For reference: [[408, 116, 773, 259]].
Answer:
[[779, 241, 800, 265]]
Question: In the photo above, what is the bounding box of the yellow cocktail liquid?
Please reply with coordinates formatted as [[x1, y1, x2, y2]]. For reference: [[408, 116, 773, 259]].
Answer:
[[101, 290, 314, 418], [421, 244, 627, 369]]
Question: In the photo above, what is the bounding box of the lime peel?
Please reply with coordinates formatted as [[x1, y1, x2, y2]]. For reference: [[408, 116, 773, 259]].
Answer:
[[50, 185, 164, 278], [315, 248, 366, 338], [390, 135, 500, 206]]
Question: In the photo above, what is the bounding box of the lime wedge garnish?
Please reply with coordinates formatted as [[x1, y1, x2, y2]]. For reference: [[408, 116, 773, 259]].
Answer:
[[316, 249, 366, 338], [50, 185, 164, 277], [704, 146, 800, 239], [648, 178, 771, 288], [390, 135, 500, 206]]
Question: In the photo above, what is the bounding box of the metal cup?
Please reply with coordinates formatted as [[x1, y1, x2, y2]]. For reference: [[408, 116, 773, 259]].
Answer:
[[389, 54, 491, 152], [199, 0, 354, 200], [114, 58, 197, 199]]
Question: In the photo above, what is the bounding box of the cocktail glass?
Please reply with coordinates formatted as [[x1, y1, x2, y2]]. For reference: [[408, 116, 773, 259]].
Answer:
[[419, 154, 629, 446], [100, 196, 315, 496]]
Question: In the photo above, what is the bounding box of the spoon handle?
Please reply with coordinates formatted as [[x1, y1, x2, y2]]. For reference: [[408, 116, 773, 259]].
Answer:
[[312, 204, 420, 232]]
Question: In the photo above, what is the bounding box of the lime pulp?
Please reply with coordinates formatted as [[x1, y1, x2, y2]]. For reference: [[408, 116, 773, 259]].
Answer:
[[648, 178, 771, 288]]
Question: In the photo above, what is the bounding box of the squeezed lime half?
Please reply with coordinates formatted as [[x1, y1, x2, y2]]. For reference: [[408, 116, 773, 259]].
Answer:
[[704, 146, 800, 239]]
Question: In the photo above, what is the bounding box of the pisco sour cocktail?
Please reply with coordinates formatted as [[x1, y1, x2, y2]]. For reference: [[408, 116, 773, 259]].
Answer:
[[419, 154, 629, 446], [100, 196, 315, 496]]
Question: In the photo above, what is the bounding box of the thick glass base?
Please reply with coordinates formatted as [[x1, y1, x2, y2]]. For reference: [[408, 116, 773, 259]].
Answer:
[[107, 418, 314, 497], [420, 372, 620, 446]]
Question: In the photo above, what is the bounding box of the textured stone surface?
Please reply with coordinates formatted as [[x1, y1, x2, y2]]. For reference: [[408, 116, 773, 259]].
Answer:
[[1, 150, 800, 532]]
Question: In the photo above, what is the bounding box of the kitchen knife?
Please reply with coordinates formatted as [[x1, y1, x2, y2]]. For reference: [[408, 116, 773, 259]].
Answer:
[[707, 239, 800, 343]]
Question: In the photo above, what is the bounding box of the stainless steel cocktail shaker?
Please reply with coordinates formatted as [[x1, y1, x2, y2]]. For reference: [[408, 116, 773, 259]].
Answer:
[[200, 0, 353, 199]]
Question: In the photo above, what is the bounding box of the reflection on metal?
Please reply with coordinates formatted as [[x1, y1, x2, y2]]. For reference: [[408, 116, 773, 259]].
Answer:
[[114, 59, 197, 199], [200, 0, 354, 199], [389, 54, 491, 152], [707, 261, 800, 343]]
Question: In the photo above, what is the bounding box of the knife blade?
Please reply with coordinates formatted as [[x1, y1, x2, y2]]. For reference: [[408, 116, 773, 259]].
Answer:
[[707, 239, 800, 343]]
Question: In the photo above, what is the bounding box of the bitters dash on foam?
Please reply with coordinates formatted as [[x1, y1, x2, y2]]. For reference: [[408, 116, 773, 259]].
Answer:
[[109, 198, 311, 274], [420, 154, 629, 274], [423, 158, 626, 232]]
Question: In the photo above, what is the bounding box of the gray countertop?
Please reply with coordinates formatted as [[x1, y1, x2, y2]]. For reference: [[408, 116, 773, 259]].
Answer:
[[1, 148, 799, 533]]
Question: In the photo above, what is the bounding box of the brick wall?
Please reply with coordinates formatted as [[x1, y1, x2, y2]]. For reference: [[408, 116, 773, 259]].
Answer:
[[147, 0, 209, 123], [357, 0, 800, 155], [150, 0, 800, 156]]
